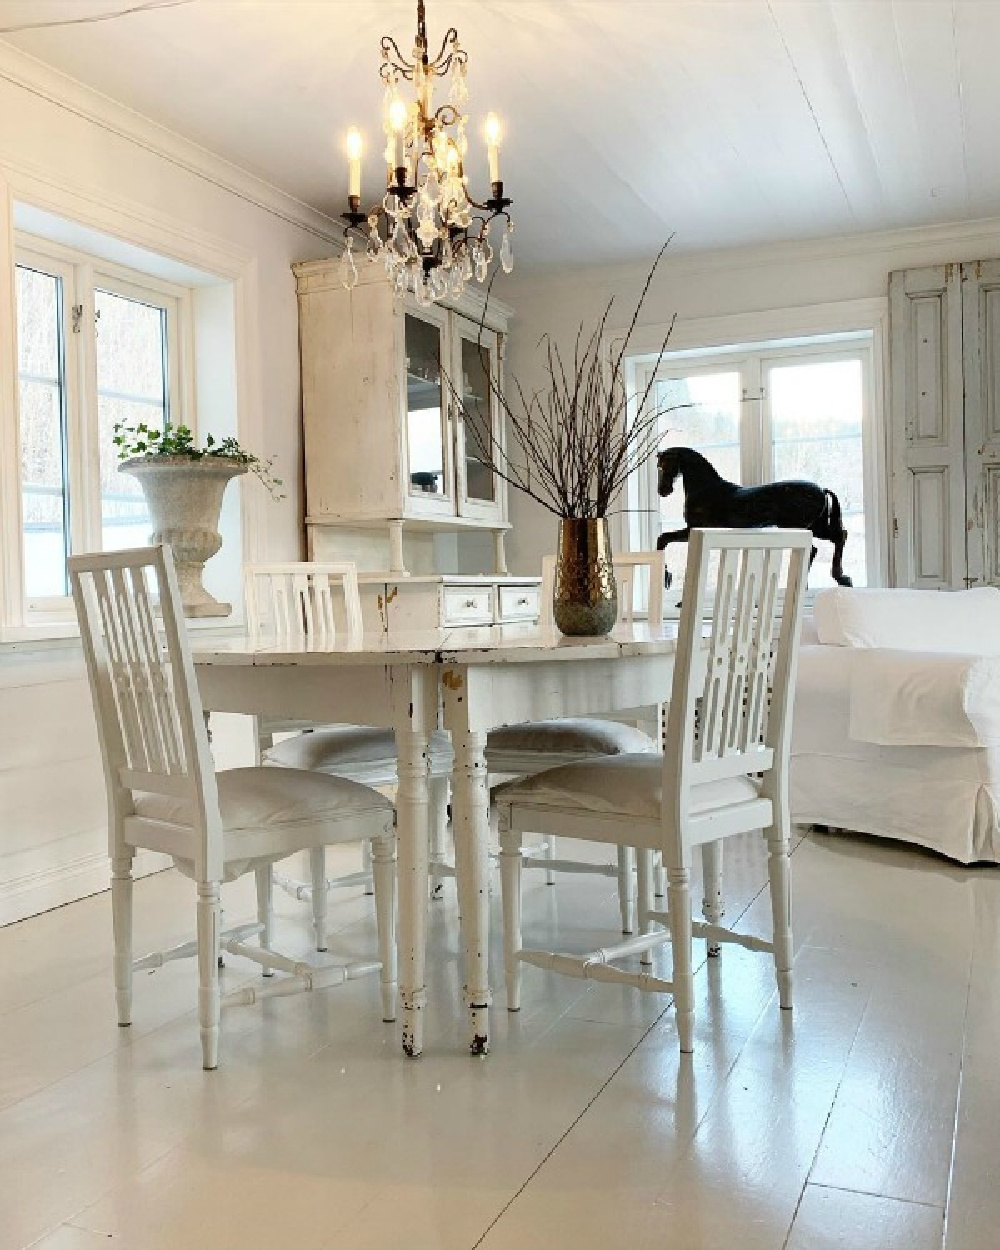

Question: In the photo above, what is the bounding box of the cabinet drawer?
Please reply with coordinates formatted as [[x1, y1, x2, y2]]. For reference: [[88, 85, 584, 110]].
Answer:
[[443, 585, 494, 626], [498, 584, 541, 622]]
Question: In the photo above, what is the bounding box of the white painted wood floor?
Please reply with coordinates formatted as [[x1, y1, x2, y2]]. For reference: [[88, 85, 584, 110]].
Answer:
[[2, 826, 998, 1250]]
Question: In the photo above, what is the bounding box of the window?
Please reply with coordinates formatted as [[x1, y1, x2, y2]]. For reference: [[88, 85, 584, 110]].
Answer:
[[12, 238, 183, 617], [628, 335, 878, 601]]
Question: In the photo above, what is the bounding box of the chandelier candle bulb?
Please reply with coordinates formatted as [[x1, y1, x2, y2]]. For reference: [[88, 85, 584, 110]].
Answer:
[[485, 113, 501, 183], [346, 128, 363, 199], [387, 97, 408, 170]]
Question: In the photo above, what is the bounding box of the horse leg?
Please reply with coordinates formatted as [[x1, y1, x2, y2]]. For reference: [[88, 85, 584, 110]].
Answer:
[[656, 526, 689, 588], [656, 526, 690, 552], [831, 532, 853, 587]]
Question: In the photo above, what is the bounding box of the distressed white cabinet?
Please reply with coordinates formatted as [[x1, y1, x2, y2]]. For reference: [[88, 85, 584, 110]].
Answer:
[[293, 259, 513, 575], [889, 259, 1000, 589]]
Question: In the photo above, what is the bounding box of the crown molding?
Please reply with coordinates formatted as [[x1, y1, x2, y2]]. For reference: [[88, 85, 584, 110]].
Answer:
[[508, 213, 1000, 296], [0, 37, 344, 246]]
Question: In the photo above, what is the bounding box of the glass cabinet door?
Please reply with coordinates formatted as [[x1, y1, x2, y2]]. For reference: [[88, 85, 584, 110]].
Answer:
[[403, 311, 451, 507], [455, 322, 501, 517]]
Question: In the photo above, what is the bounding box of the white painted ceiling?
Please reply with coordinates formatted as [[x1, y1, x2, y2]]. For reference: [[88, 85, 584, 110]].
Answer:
[[0, 0, 996, 269]]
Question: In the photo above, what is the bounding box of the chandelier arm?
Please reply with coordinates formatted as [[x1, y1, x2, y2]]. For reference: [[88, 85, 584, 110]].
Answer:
[[427, 29, 465, 70], [380, 37, 417, 79], [431, 103, 462, 129]]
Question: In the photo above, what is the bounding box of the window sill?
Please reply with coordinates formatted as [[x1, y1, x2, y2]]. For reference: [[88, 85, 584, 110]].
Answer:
[[0, 617, 246, 654]]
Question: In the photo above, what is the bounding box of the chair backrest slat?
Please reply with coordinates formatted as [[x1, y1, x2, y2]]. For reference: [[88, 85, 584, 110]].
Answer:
[[665, 528, 810, 813], [244, 562, 364, 645], [612, 550, 666, 625], [71, 545, 223, 880]]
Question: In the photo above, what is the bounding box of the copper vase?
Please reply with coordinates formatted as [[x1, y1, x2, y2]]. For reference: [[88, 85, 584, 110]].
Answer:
[[553, 518, 618, 636]]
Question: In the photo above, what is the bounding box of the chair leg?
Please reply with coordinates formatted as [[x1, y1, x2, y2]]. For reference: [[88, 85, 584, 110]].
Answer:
[[766, 824, 794, 1010], [197, 881, 222, 1070], [310, 848, 328, 952], [637, 849, 655, 967], [499, 827, 524, 1011], [666, 856, 695, 1053], [544, 835, 556, 886], [111, 851, 134, 1026], [617, 845, 635, 934], [371, 832, 398, 1022], [255, 866, 275, 976], [362, 839, 374, 896], [654, 850, 666, 899], [701, 840, 724, 957]]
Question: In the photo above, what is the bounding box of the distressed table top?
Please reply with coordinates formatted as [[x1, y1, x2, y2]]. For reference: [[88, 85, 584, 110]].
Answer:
[[191, 620, 681, 668]]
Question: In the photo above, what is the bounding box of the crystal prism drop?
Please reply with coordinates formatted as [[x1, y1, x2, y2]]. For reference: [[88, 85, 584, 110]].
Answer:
[[500, 227, 514, 274], [341, 237, 359, 290]]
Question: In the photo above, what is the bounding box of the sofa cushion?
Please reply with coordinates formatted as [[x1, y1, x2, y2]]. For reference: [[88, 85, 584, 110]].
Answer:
[[848, 649, 1000, 748], [813, 587, 1000, 653]]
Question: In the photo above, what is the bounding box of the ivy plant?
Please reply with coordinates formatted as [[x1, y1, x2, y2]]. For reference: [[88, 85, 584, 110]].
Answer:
[[113, 422, 285, 501]]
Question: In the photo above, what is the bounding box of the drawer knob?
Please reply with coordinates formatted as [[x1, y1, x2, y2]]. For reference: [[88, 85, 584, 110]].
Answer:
[[464, 599, 476, 608], [517, 597, 529, 606]]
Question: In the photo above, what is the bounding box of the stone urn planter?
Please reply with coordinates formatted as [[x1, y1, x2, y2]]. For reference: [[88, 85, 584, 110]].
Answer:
[[120, 455, 247, 617]]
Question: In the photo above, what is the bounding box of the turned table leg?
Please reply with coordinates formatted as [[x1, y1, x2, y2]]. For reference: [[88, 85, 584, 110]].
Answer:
[[451, 727, 493, 1055], [393, 667, 436, 1057]]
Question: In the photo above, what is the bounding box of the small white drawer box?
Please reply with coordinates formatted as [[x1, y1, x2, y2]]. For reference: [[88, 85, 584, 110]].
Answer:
[[443, 585, 495, 626], [498, 583, 541, 622], [359, 575, 543, 633]]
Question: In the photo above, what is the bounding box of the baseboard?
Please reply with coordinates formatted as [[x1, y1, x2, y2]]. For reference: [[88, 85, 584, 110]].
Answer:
[[0, 847, 172, 927]]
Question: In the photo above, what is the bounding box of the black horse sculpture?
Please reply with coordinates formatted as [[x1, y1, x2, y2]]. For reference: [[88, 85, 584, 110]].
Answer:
[[655, 446, 853, 586]]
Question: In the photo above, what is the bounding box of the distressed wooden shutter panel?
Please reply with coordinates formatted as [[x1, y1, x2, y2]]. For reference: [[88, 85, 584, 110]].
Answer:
[[888, 263, 966, 588]]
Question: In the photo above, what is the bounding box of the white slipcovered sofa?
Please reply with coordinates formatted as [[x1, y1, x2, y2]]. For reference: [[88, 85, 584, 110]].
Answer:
[[790, 586, 1000, 864]]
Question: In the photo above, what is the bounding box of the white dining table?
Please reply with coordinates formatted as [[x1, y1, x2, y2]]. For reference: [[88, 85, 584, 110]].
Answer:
[[192, 620, 679, 1057]]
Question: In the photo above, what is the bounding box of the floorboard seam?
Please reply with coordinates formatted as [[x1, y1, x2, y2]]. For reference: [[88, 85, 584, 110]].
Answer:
[[804, 1180, 945, 1210], [939, 920, 976, 1250]]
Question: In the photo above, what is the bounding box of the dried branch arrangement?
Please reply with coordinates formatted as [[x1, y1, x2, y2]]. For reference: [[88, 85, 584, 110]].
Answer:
[[448, 242, 680, 518]]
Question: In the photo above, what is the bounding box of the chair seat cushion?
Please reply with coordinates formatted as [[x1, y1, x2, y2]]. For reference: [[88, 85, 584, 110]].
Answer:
[[486, 718, 657, 764], [135, 766, 394, 836], [494, 754, 760, 823], [263, 725, 454, 775]]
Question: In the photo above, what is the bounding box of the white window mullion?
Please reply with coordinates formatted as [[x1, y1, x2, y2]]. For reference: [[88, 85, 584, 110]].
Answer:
[[743, 356, 766, 485], [72, 259, 102, 554]]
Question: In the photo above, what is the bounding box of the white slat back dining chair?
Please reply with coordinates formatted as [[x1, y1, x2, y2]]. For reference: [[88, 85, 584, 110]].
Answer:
[[612, 549, 666, 630], [485, 550, 667, 932], [244, 561, 364, 647], [70, 545, 397, 1069], [245, 562, 453, 946], [495, 528, 810, 1052]]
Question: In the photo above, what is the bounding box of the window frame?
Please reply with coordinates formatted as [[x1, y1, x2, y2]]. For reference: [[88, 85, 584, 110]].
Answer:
[[12, 233, 192, 625], [626, 328, 886, 606]]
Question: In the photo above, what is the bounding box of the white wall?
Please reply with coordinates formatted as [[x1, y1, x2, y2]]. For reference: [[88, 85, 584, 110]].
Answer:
[[499, 217, 1000, 575], [0, 47, 339, 923]]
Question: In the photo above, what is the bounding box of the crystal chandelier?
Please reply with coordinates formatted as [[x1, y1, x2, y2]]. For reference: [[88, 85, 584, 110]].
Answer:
[[340, 0, 513, 305]]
